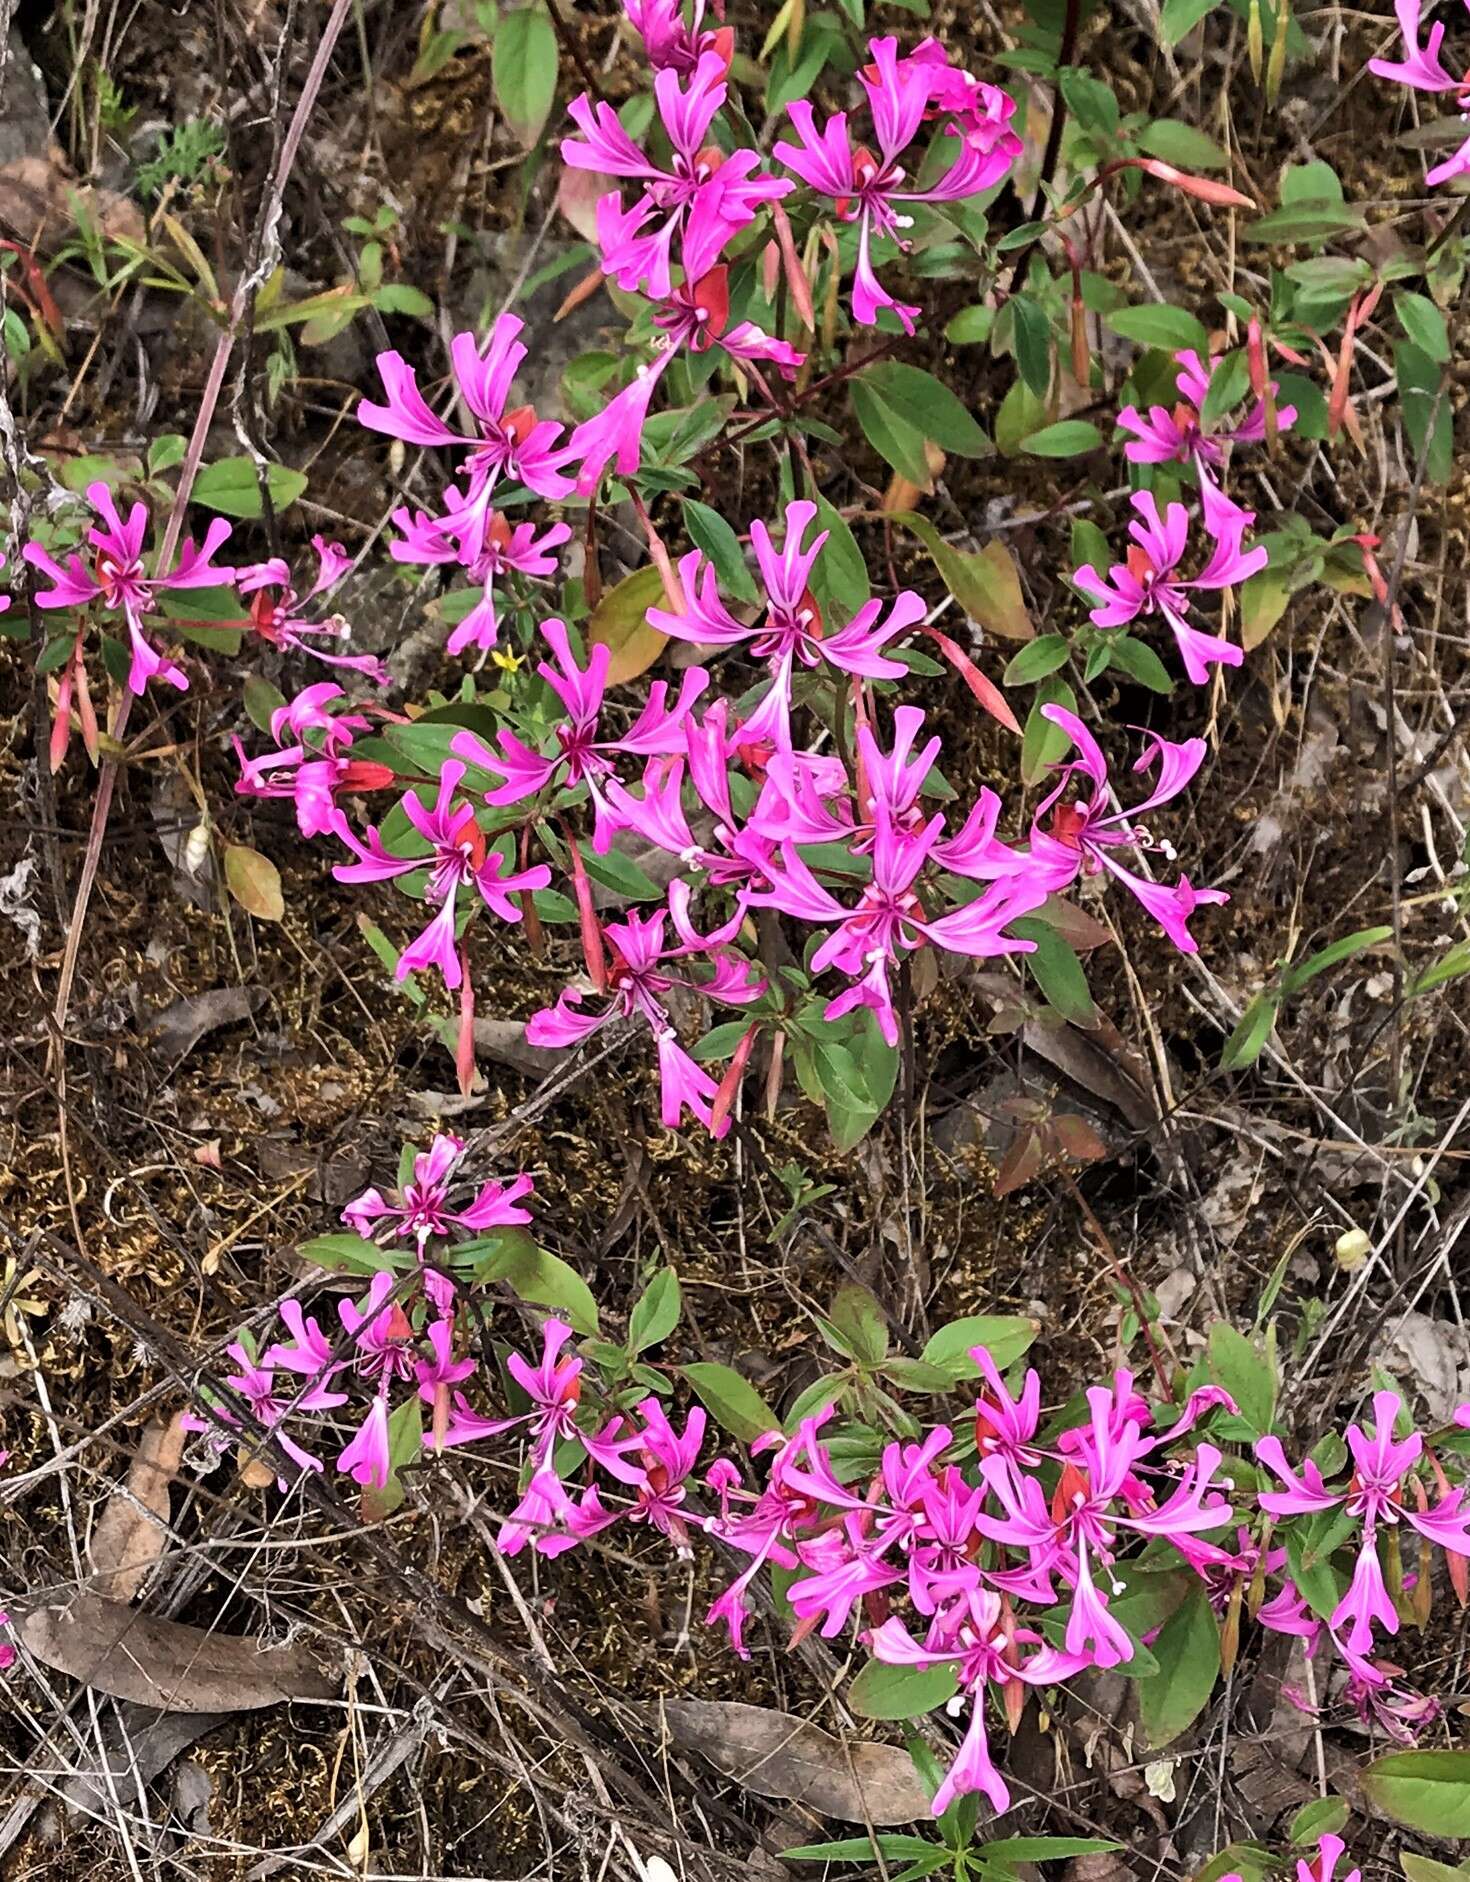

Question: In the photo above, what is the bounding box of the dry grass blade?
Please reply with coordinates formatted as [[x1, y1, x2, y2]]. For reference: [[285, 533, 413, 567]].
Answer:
[[657, 1699, 929, 1826], [88, 1413, 185, 1603], [18, 1593, 339, 1712]]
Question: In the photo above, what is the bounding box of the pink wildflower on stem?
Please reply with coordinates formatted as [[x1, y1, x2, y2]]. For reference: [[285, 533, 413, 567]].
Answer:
[[525, 888, 764, 1135], [237, 535, 388, 684], [774, 37, 1019, 333], [358, 316, 575, 562], [1256, 1390, 1470, 1657], [648, 499, 922, 752], [1025, 706, 1228, 952], [451, 618, 708, 852], [1074, 490, 1265, 684], [342, 1132, 534, 1251], [563, 50, 791, 298], [332, 760, 551, 988], [389, 509, 571, 657], [1368, 1, 1470, 185], [233, 683, 395, 840], [23, 481, 235, 695]]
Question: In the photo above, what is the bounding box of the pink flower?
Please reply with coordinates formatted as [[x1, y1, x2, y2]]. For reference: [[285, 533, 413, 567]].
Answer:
[[452, 617, 707, 852], [1074, 490, 1265, 684], [185, 1338, 345, 1484], [525, 892, 763, 1135], [233, 683, 393, 840], [869, 1589, 1088, 1815], [746, 806, 1047, 1046], [564, 50, 790, 298], [389, 509, 570, 656], [620, 1398, 708, 1552], [332, 760, 550, 988], [342, 1133, 534, 1249], [622, 0, 733, 75], [569, 204, 803, 493], [1256, 1391, 1470, 1656], [774, 37, 1018, 333], [648, 500, 921, 750], [237, 535, 388, 684], [704, 1416, 837, 1655], [338, 1391, 393, 1489], [1119, 349, 1298, 480], [24, 481, 235, 694], [358, 318, 575, 560], [1026, 706, 1228, 952], [1368, 1, 1470, 184]]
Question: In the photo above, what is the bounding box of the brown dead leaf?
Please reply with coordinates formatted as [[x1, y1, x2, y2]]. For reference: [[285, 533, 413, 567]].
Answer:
[[472, 1019, 560, 1078], [18, 1593, 338, 1712], [89, 1415, 185, 1603], [146, 985, 265, 1060], [657, 1698, 928, 1825]]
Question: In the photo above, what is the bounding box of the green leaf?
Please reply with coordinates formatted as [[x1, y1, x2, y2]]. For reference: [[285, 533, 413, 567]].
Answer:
[[1019, 420, 1101, 458], [851, 378, 933, 485], [892, 512, 1033, 641], [1400, 1858, 1470, 1882], [782, 1835, 942, 1864], [1219, 990, 1278, 1070], [1198, 349, 1252, 429], [683, 500, 759, 604], [191, 457, 307, 518], [865, 361, 991, 457], [1197, 1845, 1273, 1882], [475, 1232, 600, 1335], [1010, 294, 1053, 398], [1280, 925, 1393, 996], [1012, 916, 1096, 1026], [1107, 633, 1174, 693], [1105, 303, 1211, 354], [1060, 67, 1119, 138], [1136, 118, 1229, 170], [243, 674, 287, 734], [580, 846, 666, 904], [978, 1839, 1123, 1868], [946, 304, 994, 345], [1020, 677, 1076, 786], [1207, 1322, 1276, 1435], [1138, 1580, 1220, 1746], [1159, 0, 1219, 42], [493, 2, 558, 147], [809, 496, 871, 620], [628, 1268, 681, 1354], [1003, 633, 1070, 685], [297, 1232, 412, 1276], [682, 1361, 779, 1444], [1396, 341, 1452, 483], [1396, 290, 1450, 364], [921, 1314, 1038, 1378], [830, 1282, 889, 1368], [1288, 1798, 1350, 1845], [849, 1656, 959, 1720], [1363, 1752, 1470, 1838]]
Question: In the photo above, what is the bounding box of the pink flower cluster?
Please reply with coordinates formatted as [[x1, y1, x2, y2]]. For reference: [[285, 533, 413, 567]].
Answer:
[[212, 1135, 1470, 1824], [301, 522, 1226, 1127], [1369, 0, 1470, 186]]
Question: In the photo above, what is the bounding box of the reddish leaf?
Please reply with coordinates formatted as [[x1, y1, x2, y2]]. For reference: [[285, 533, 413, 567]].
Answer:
[[919, 625, 1021, 735]]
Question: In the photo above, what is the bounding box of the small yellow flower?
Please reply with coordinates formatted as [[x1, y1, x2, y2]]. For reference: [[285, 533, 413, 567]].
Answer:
[[491, 648, 524, 674]]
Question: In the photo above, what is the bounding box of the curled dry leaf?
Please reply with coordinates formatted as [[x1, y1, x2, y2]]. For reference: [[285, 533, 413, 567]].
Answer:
[[656, 1698, 929, 1826], [89, 1413, 186, 1603], [146, 985, 265, 1060], [18, 1593, 338, 1713]]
